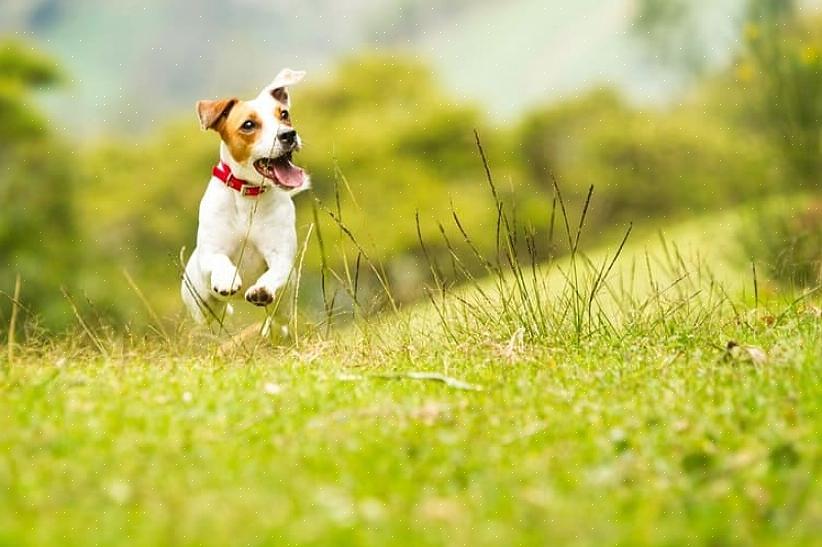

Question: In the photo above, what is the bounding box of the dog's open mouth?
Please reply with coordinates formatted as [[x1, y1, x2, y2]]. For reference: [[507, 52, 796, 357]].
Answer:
[[253, 153, 306, 189]]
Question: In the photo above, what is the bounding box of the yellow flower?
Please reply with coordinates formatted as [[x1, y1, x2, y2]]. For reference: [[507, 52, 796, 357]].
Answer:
[[736, 62, 755, 82], [744, 23, 761, 42], [801, 45, 820, 65]]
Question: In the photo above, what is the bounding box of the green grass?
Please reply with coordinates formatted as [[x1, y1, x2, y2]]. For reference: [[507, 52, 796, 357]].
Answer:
[[1, 210, 820, 546]]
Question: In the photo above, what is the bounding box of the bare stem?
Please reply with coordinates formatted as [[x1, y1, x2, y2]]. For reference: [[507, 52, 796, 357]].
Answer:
[[7, 274, 21, 365]]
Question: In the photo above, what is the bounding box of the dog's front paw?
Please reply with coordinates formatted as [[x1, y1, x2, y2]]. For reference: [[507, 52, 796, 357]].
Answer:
[[211, 268, 243, 298], [245, 284, 275, 306]]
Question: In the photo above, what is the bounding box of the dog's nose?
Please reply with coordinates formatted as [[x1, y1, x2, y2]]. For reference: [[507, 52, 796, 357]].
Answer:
[[278, 129, 297, 146]]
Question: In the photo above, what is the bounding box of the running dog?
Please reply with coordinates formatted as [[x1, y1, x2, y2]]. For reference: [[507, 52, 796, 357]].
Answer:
[[181, 69, 309, 323]]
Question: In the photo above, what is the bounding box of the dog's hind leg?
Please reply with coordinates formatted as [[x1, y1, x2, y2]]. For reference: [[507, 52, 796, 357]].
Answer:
[[181, 281, 209, 324], [181, 248, 221, 323]]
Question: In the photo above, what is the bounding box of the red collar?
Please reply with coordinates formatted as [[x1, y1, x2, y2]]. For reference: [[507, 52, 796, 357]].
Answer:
[[212, 161, 268, 197]]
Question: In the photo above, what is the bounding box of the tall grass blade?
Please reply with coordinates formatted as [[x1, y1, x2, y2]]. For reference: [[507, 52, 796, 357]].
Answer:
[[61, 287, 109, 358], [290, 223, 315, 347], [7, 274, 21, 366], [122, 268, 171, 344]]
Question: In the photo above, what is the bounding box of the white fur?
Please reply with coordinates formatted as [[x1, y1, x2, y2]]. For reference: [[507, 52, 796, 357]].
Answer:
[[181, 70, 308, 323], [263, 68, 305, 99]]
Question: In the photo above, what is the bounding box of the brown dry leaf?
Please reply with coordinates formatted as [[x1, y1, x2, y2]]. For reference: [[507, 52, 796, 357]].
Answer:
[[520, 487, 555, 508], [760, 314, 777, 327], [292, 340, 333, 364], [217, 321, 264, 355], [745, 483, 771, 508], [416, 497, 465, 524], [673, 419, 690, 433], [726, 341, 768, 366], [410, 401, 449, 426], [743, 346, 769, 366], [726, 449, 758, 470]]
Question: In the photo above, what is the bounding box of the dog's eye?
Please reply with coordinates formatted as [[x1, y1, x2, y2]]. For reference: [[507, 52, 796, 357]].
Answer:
[[280, 110, 290, 121], [240, 120, 256, 131]]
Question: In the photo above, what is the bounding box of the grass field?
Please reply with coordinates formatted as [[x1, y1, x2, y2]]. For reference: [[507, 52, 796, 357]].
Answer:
[[1, 207, 820, 546]]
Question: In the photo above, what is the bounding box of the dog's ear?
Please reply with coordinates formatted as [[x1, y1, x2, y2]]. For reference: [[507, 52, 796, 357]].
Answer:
[[196, 98, 238, 131], [262, 68, 306, 105]]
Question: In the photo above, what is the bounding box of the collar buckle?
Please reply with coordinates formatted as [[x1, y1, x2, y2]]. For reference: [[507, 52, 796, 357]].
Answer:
[[241, 183, 264, 197]]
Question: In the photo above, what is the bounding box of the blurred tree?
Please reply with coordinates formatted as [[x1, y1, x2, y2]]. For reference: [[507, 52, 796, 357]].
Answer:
[[747, 0, 796, 21], [739, 199, 822, 289], [632, 0, 706, 74], [518, 88, 783, 232], [633, 0, 798, 73], [0, 39, 78, 329], [0, 40, 62, 86], [636, 0, 822, 187], [76, 121, 215, 324], [738, 4, 822, 185], [0, 40, 62, 141]]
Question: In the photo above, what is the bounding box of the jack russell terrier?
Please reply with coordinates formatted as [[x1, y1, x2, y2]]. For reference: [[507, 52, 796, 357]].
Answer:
[[182, 69, 309, 323]]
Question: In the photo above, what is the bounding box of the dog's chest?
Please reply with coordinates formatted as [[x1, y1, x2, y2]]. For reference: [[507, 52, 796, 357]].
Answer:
[[203, 185, 295, 272], [222, 211, 274, 271]]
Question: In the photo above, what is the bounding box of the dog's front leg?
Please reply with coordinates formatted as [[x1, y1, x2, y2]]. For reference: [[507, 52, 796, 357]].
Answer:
[[245, 252, 292, 307], [200, 252, 243, 298]]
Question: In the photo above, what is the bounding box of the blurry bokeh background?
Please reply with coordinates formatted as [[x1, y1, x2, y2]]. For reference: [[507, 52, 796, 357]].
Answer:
[[1, 0, 821, 330]]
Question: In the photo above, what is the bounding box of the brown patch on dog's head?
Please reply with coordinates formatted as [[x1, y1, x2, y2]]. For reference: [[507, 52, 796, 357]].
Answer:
[[196, 98, 266, 164], [196, 98, 238, 131], [215, 102, 262, 164]]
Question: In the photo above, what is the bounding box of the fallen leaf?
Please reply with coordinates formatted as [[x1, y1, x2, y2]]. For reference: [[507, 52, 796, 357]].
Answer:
[[726, 341, 768, 365], [417, 497, 465, 523], [410, 401, 449, 425]]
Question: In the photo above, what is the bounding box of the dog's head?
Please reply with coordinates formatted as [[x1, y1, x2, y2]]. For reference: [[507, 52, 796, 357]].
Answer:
[[196, 68, 308, 192]]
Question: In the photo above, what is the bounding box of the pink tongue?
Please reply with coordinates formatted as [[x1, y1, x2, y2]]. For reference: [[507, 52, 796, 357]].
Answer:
[[272, 159, 306, 188]]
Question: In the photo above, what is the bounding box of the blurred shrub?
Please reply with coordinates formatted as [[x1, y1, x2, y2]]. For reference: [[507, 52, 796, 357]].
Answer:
[[0, 41, 62, 142], [739, 200, 822, 289], [633, 0, 820, 189], [73, 121, 214, 323], [0, 40, 62, 87], [296, 54, 522, 258], [720, 5, 822, 186], [632, 0, 714, 74], [518, 90, 784, 234], [0, 40, 79, 329]]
